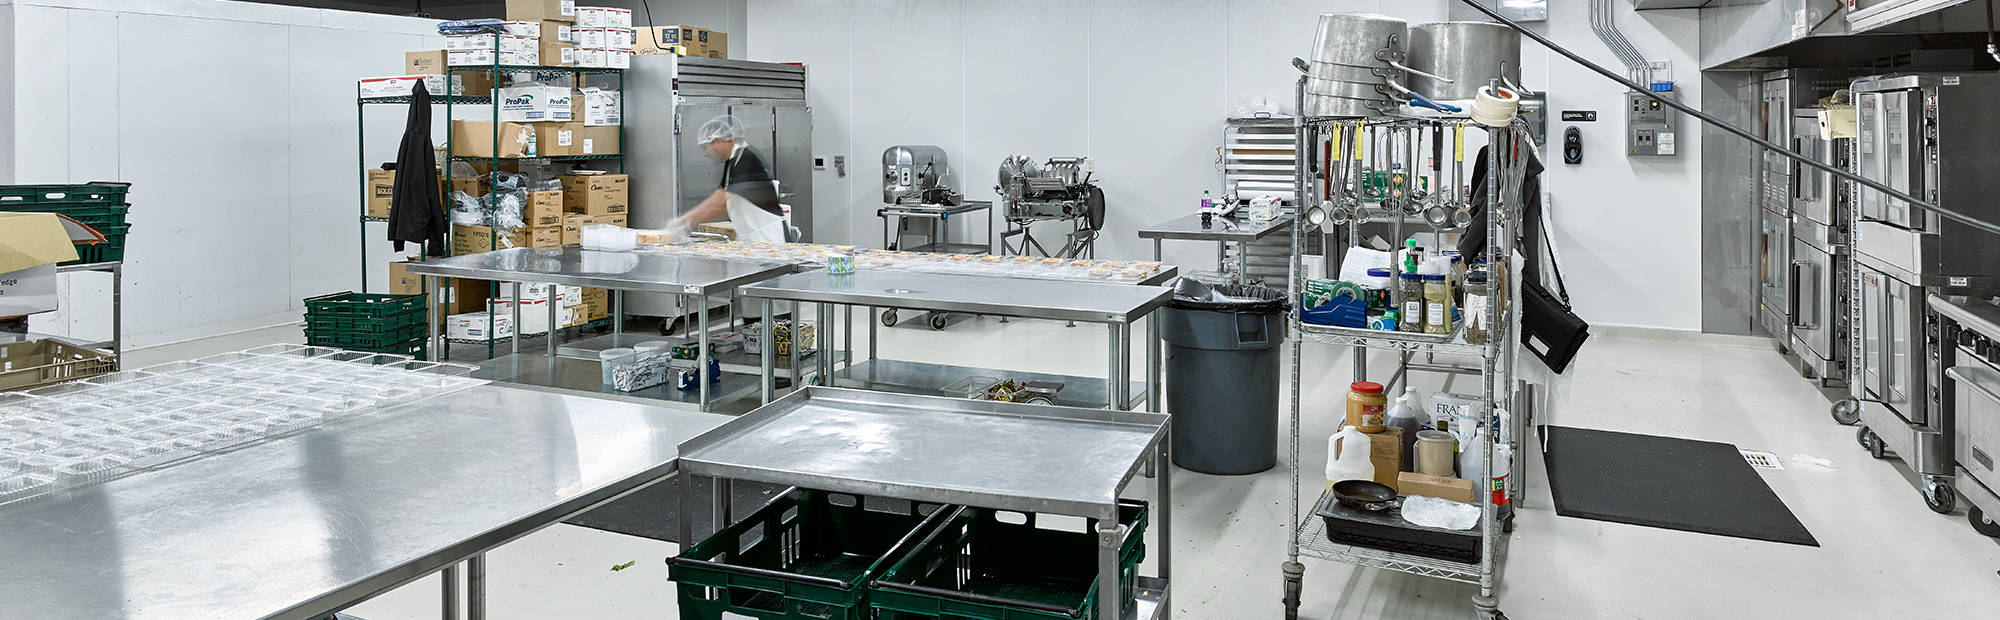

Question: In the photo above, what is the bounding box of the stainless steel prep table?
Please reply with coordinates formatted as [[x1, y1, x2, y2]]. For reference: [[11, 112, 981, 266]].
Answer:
[[676, 387, 1171, 620], [880, 200, 995, 254], [1929, 294, 2000, 535], [740, 269, 1173, 411], [1137, 214, 1292, 284], [0, 383, 730, 620], [408, 247, 799, 410]]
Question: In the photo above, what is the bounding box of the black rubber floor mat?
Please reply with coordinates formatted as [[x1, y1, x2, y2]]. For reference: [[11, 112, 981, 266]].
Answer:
[[563, 478, 789, 544], [1540, 425, 1818, 546]]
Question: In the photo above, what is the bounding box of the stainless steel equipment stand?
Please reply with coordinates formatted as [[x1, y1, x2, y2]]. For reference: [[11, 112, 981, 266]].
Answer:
[[743, 268, 1176, 411], [1137, 214, 1293, 285], [1279, 79, 1523, 620], [409, 247, 799, 412], [1922, 295, 2000, 536], [677, 387, 1171, 620], [45, 261, 123, 360], [876, 200, 995, 330]]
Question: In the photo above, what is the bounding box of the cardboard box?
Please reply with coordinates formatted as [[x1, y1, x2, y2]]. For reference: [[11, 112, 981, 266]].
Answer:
[[574, 27, 605, 50], [501, 20, 540, 37], [0, 213, 84, 318], [532, 225, 562, 248], [387, 260, 425, 296], [577, 125, 619, 155], [541, 20, 574, 44], [704, 31, 728, 58], [447, 312, 514, 340], [495, 282, 580, 304], [448, 48, 539, 67], [595, 214, 627, 227], [1368, 427, 1404, 491], [451, 224, 531, 255], [450, 120, 536, 158], [487, 299, 580, 333], [561, 213, 589, 245], [583, 288, 609, 319], [528, 190, 564, 226], [537, 122, 583, 157], [540, 42, 575, 67], [507, 0, 576, 22], [695, 221, 737, 239], [632, 26, 724, 58], [1397, 472, 1475, 503], [366, 169, 395, 218], [573, 48, 604, 68], [580, 88, 621, 126], [561, 173, 628, 214], [497, 85, 573, 123], [449, 278, 494, 315], [406, 52, 493, 94], [358, 75, 454, 98], [605, 49, 630, 69]]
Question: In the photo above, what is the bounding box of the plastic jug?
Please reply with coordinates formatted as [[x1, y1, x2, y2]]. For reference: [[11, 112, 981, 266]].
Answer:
[[1325, 425, 1376, 490], [1458, 426, 1488, 487], [1384, 387, 1426, 471]]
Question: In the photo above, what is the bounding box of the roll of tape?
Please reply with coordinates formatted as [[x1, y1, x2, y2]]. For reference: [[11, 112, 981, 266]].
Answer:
[[1469, 86, 1520, 128]]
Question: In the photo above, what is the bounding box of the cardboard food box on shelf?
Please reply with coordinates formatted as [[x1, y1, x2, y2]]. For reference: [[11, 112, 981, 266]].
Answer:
[[365, 169, 395, 218], [536, 122, 584, 157], [497, 85, 573, 123], [507, 0, 576, 22], [541, 20, 573, 44], [540, 42, 575, 67], [561, 213, 589, 245], [532, 225, 562, 248], [605, 49, 631, 69], [583, 288, 609, 319], [450, 120, 536, 158], [577, 6, 630, 27], [528, 190, 564, 226], [387, 259, 425, 296], [357, 75, 456, 98], [406, 52, 493, 94], [447, 312, 514, 340], [574, 27, 605, 50], [573, 48, 604, 68], [500, 20, 541, 38], [1397, 472, 1475, 503], [581, 88, 621, 126], [561, 173, 627, 215], [1368, 427, 1404, 491], [595, 214, 627, 228], [0, 213, 85, 318], [695, 221, 737, 240], [576, 125, 619, 155], [449, 48, 539, 68], [449, 278, 495, 315], [451, 224, 531, 255], [633, 26, 726, 58]]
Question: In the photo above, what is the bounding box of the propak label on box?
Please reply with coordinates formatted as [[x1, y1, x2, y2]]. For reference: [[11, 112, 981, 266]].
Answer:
[[497, 85, 573, 122]]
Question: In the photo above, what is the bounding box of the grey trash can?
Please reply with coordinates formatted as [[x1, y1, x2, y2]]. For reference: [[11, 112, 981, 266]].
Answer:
[[1160, 279, 1288, 475]]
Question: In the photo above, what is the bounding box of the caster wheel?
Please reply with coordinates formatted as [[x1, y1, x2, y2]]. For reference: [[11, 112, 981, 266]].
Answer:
[[660, 316, 684, 336], [929, 314, 949, 330], [1831, 398, 1862, 425], [881, 310, 898, 327], [1801, 365, 1817, 380], [1777, 343, 1790, 355], [1970, 505, 2000, 537], [1924, 477, 1956, 515], [1859, 427, 1887, 459]]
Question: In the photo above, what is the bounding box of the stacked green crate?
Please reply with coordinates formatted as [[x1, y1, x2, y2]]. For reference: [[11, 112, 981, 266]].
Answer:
[[0, 183, 133, 265], [303, 292, 429, 360], [869, 500, 1150, 620]]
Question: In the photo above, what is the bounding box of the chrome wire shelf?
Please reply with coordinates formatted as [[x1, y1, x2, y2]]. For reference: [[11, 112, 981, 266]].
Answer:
[[1295, 508, 1488, 585], [1294, 322, 1487, 356], [360, 95, 493, 105]]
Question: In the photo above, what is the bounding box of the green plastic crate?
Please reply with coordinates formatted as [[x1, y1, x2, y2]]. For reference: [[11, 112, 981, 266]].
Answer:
[[306, 322, 428, 349], [303, 292, 427, 317], [669, 489, 954, 620], [305, 308, 428, 332], [0, 183, 129, 206], [869, 500, 1149, 620], [315, 336, 428, 361], [68, 238, 126, 266]]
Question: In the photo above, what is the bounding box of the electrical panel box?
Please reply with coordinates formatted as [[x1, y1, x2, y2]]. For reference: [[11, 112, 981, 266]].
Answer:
[[1627, 92, 1678, 156]]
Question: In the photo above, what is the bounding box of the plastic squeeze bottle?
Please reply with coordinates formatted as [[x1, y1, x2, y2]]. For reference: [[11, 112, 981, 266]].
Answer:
[[1384, 387, 1426, 472], [1325, 425, 1377, 490]]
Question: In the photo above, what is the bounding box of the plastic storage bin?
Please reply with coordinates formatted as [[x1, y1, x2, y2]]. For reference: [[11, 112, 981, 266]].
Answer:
[[668, 489, 952, 620], [868, 499, 1149, 620]]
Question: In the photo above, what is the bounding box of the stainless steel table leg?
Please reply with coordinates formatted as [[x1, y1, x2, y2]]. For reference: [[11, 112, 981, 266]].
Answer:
[[1158, 426, 1173, 620], [468, 553, 486, 620], [510, 284, 522, 356], [712, 477, 733, 532], [789, 301, 803, 384], [1098, 519, 1122, 620], [677, 473, 695, 549], [699, 295, 712, 407], [843, 305, 853, 369], [110, 263, 123, 357], [614, 290, 625, 334], [818, 302, 834, 381], [1154, 239, 1162, 262], [1146, 315, 1160, 413], [868, 307, 879, 361], [1108, 323, 1130, 411], [546, 287, 558, 357], [1238, 240, 1249, 285], [428, 276, 442, 363], [441, 563, 459, 620], [761, 298, 776, 404]]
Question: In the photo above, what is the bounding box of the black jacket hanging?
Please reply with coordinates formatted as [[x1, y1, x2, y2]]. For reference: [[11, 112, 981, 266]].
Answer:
[[386, 80, 447, 255], [1456, 145, 1545, 285]]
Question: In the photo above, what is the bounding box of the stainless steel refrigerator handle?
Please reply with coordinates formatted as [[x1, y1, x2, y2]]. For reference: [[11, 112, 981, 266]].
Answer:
[[1947, 365, 2000, 406]]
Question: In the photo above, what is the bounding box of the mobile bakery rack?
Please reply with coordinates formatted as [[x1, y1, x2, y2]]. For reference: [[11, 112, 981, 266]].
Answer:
[[1278, 76, 1531, 620], [356, 40, 625, 361]]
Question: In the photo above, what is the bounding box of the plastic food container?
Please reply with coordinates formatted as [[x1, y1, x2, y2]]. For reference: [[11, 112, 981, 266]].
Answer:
[[600, 348, 637, 384]]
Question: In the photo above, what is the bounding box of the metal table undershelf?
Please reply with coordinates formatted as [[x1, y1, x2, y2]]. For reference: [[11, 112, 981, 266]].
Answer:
[[0, 383, 731, 620], [1138, 214, 1292, 285], [740, 268, 1173, 412], [556, 331, 841, 379], [408, 247, 799, 411], [676, 387, 1172, 620]]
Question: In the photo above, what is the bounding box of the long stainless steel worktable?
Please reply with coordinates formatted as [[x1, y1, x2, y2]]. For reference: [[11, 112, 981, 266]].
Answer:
[[677, 387, 1171, 620], [0, 383, 730, 620], [408, 247, 799, 411], [1137, 214, 1292, 285], [741, 268, 1173, 411]]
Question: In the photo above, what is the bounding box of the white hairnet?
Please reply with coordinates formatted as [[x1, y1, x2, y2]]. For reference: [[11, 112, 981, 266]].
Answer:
[[697, 115, 747, 145]]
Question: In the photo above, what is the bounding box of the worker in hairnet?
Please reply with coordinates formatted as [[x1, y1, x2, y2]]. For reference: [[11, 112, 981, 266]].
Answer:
[[664, 115, 794, 244]]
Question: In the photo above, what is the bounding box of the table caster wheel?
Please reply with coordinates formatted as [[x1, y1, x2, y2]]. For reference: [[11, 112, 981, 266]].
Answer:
[[1970, 505, 2000, 537], [881, 310, 899, 327], [1924, 477, 1956, 515], [1831, 398, 1861, 426], [929, 314, 949, 330], [660, 316, 684, 336], [1858, 427, 1887, 459]]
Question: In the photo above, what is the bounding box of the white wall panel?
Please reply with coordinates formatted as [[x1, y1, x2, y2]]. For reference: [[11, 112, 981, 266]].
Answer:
[[746, 0, 852, 244], [14, 5, 70, 184], [846, 0, 963, 249], [962, 0, 1088, 248]]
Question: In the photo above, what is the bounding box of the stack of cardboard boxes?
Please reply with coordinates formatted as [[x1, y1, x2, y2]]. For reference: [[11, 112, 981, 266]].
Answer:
[[558, 172, 628, 244], [632, 25, 728, 58]]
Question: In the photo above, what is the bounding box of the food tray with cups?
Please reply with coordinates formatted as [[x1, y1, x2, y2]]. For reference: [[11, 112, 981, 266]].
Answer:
[[0, 345, 485, 506]]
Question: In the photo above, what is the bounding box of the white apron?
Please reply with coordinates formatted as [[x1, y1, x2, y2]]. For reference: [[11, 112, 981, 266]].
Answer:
[[725, 191, 788, 244]]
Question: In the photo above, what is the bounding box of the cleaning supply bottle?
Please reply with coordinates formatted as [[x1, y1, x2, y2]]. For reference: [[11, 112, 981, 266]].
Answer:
[[1458, 426, 1488, 490], [1384, 387, 1425, 472], [1325, 425, 1376, 490], [1201, 189, 1213, 212]]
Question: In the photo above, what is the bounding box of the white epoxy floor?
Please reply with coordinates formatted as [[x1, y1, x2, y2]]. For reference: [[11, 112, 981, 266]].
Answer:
[[129, 316, 2000, 619]]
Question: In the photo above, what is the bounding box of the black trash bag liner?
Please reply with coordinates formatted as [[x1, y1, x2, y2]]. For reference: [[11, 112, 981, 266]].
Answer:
[[1169, 277, 1290, 312]]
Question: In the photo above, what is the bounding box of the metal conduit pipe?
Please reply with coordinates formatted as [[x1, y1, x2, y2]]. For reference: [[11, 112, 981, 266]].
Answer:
[[1455, 0, 2000, 236], [1590, 0, 1648, 77]]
